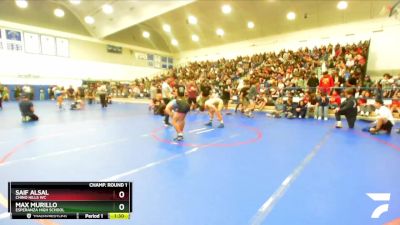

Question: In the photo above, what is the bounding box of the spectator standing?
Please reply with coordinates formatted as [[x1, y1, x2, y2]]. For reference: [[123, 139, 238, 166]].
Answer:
[[319, 71, 334, 95], [307, 73, 319, 93], [316, 92, 329, 120]]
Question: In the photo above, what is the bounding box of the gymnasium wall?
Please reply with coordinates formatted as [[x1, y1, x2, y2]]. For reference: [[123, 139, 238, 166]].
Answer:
[[0, 20, 171, 86], [176, 18, 400, 78]]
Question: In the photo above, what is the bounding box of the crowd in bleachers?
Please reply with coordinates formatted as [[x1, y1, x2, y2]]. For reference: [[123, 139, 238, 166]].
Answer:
[[146, 41, 399, 121], [0, 41, 399, 132]]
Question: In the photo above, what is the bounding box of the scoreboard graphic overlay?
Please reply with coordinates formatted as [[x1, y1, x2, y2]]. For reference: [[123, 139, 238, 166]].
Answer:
[[8, 182, 132, 220]]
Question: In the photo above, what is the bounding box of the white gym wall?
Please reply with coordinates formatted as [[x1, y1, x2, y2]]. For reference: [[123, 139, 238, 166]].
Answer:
[[176, 18, 400, 78]]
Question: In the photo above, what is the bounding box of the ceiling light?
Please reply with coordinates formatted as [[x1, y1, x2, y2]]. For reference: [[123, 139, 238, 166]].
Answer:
[[191, 34, 199, 42], [69, 0, 80, 5], [171, 39, 178, 46], [337, 1, 348, 10], [54, 8, 65, 18], [222, 4, 232, 14], [287, 12, 296, 20], [188, 15, 197, 25], [163, 24, 171, 33], [15, 0, 28, 8], [247, 21, 255, 29], [84, 16, 95, 24], [143, 31, 150, 38], [102, 4, 113, 14], [216, 28, 224, 36]]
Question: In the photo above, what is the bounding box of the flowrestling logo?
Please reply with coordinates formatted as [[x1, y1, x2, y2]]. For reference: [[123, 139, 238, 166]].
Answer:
[[366, 193, 391, 219]]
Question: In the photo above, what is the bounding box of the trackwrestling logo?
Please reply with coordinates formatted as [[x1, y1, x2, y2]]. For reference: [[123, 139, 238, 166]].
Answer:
[[366, 193, 391, 219]]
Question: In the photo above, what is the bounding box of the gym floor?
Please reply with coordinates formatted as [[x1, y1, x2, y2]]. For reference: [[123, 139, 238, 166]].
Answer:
[[0, 101, 399, 225]]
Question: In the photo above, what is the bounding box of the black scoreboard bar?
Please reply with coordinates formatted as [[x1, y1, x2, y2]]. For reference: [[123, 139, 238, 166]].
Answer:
[[8, 182, 132, 220]]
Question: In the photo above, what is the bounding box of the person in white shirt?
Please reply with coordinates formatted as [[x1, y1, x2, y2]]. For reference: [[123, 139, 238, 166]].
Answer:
[[237, 79, 244, 92], [162, 79, 173, 100], [369, 99, 395, 135], [161, 78, 173, 126]]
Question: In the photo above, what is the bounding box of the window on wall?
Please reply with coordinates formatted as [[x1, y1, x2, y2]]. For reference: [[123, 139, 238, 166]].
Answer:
[[24, 32, 41, 54], [41, 35, 56, 55], [167, 57, 173, 68], [56, 38, 69, 57], [0, 26, 70, 57]]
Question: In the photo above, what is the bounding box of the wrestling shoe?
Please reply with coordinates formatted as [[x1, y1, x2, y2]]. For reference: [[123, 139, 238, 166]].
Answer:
[[22, 116, 31, 122], [173, 136, 184, 141]]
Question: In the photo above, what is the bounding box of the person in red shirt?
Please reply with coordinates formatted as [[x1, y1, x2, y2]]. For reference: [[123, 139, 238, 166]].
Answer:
[[319, 71, 334, 95], [391, 92, 400, 114], [329, 90, 341, 110]]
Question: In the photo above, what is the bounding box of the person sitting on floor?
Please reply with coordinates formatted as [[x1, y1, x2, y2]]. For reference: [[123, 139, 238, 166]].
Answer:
[[295, 100, 307, 118], [284, 96, 297, 119], [305, 92, 318, 119], [255, 92, 268, 111], [19, 95, 39, 122], [368, 99, 395, 135], [270, 97, 286, 118]]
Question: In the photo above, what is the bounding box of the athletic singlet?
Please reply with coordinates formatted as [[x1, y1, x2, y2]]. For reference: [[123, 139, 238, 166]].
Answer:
[[205, 97, 223, 107], [171, 99, 190, 114]]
